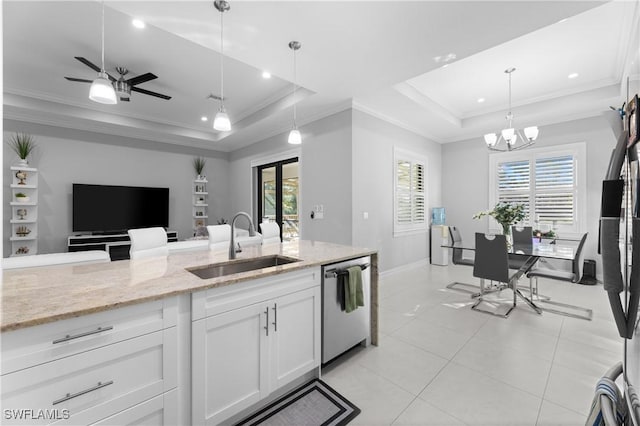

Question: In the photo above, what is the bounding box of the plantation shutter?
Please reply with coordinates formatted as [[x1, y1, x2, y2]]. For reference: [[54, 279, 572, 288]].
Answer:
[[495, 154, 575, 227], [535, 155, 574, 224], [396, 160, 412, 224], [394, 148, 428, 235], [497, 160, 531, 221]]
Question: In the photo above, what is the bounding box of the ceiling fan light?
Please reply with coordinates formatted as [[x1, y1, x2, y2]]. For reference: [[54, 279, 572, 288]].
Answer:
[[213, 107, 231, 132], [484, 133, 497, 147], [288, 128, 302, 145], [524, 126, 539, 141], [89, 72, 117, 104]]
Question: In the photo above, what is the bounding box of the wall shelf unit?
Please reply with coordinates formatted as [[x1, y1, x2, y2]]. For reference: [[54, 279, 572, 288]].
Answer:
[[193, 178, 208, 234], [9, 166, 38, 256]]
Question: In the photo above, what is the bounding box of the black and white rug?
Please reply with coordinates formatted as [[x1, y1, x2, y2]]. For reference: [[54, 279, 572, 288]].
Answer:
[[236, 379, 360, 426]]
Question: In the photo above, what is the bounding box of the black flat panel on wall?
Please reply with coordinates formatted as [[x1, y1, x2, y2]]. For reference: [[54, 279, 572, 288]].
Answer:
[[73, 184, 169, 233]]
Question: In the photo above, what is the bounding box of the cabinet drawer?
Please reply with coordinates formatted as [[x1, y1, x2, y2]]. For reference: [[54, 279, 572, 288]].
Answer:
[[88, 389, 177, 425], [192, 267, 320, 321], [1, 328, 177, 426], [2, 297, 177, 374]]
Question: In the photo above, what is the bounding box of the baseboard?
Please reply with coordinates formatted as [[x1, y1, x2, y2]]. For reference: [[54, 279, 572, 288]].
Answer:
[[380, 258, 429, 278]]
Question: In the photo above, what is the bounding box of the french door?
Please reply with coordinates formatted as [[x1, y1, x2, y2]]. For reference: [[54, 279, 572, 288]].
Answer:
[[257, 158, 299, 241]]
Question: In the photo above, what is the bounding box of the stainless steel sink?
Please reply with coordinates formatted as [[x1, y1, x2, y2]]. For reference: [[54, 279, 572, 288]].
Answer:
[[186, 255, 300, 279]]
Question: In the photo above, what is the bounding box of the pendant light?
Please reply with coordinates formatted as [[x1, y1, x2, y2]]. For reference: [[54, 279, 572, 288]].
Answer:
[[213, 0, 231, 132], [89, 0, 117, 105], [287, 41, 302, 145], [483, 68, 538, 151]]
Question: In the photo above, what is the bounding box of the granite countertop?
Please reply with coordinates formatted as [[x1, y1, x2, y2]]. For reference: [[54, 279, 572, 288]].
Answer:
[[1, 240, 376, 332]]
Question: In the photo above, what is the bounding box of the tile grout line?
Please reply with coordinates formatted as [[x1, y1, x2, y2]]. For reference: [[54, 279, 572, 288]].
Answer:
[[535, 316, 564, 425]]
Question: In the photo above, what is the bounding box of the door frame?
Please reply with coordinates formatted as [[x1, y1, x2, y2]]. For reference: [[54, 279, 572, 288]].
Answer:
[[251, 148, 302, 239]]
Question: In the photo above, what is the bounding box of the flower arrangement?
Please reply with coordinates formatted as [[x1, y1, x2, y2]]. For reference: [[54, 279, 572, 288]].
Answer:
[[473, 202, 526, 235]]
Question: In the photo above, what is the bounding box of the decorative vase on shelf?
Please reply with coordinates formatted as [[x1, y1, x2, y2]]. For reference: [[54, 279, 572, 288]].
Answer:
[[17, 159, 29, 168]]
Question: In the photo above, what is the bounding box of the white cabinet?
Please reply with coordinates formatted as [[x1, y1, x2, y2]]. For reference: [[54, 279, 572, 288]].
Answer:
[[191, 269, 321, 425], [0, 298, 179, 425], [9, 166, 38, 256], [193, 178, 208, 233], [430, 225, 449, 266]]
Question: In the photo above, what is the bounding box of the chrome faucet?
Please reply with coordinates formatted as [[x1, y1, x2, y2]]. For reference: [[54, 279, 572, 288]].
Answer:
[[229, 212, 257, 259]]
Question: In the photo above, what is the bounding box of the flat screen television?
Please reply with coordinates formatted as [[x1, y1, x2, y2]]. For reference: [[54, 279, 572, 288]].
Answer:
[[73, 184, 169, 233]]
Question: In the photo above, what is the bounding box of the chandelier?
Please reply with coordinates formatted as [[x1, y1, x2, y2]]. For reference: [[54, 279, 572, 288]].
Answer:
[[484, 67, 539, 151]]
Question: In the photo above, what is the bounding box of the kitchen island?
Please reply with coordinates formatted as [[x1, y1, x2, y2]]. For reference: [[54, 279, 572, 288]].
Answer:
[[1, 240, 378, 425]]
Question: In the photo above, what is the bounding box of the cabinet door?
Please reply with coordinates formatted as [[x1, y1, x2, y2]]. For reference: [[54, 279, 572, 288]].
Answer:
[[192, 302, 269, 426], [270, 286, 321, 390]]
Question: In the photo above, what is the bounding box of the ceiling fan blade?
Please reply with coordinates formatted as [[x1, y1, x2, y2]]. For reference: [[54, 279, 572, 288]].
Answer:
[[65, 77, 93, 83], [74, 57, 117, 81], [131, 86, 171, 100], [74, 56, 101, 72], [127, 72, 157, 86]]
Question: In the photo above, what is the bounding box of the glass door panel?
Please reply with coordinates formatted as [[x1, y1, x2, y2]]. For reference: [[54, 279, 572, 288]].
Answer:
[[257, 159, 299, 242]]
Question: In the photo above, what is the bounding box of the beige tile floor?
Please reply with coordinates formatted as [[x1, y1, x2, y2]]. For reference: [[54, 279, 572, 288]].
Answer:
[[321, 262, 623, 425]]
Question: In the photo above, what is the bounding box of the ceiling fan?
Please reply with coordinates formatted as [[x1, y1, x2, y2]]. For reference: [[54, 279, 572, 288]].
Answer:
[[64, 56, 171, 102]]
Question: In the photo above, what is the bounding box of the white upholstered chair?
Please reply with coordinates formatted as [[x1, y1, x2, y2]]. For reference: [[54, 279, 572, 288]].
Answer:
[[260, 222, 281, 245], [2, 251, 110, 270], [128, 227, 169, 259], [207, 224, 231, 251]]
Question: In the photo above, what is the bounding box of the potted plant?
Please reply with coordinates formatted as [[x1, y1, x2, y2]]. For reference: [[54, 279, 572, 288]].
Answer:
[[15, 192, 30, 202], [473, 202, 526, 245], [7, 133, 36, 167], [193, 156, 206, 180]]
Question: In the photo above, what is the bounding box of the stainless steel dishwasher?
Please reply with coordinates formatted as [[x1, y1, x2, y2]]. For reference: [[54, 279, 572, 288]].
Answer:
[[322, 256, 371, 364]]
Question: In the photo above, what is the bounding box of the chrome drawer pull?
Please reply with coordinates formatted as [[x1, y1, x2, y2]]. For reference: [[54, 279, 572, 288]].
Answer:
[[52, 380, 114, 405], [264, 307, 269, 336], [272, 303, 278, 332], [52, 326, 114, 344]]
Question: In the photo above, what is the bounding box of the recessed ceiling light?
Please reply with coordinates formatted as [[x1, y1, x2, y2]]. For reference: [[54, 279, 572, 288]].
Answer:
[[477, 98, 485, 103], [132, 19, 145, 29], [262, 71, 271, 79], [568, 72, 579, 79], [201, 116, 208, 122]]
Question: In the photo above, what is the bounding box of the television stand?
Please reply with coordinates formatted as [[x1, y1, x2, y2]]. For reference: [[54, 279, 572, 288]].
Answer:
[[68, 231, 178, 261]]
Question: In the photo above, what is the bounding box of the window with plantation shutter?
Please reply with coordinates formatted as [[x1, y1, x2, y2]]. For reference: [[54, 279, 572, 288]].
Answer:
[[394, 147, 428, 236], [489, 143, 586, 235]]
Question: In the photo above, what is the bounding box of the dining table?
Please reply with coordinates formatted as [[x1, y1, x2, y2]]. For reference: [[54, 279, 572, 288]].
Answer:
[[443, 237, 579, 315]]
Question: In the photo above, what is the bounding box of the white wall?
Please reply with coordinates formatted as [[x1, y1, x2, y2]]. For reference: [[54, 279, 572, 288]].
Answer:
[[441, 114, 618, 275], [352, 109, 442, 271], [228, 109, 353, 245], [3, 121, 230, 256]]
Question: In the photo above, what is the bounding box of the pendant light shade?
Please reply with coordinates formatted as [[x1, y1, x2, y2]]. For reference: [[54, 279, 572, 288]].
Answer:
[[288, 41, 302, 145], [288, 128, 302, 145], [213, 0, 231, 132], [213, 107, 231, 132], [90, 72, 117, 104], [90, 1, 117, 105]]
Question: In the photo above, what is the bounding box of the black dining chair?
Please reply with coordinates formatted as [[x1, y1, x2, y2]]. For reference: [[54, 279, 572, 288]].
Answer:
[[526, 233, 592, 320], [508, 226, 533, 271], [472, 232, 542, 318], [445, 226, 478, 295], [449, 226, 474, 267], [471, 233, 519, 317]]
